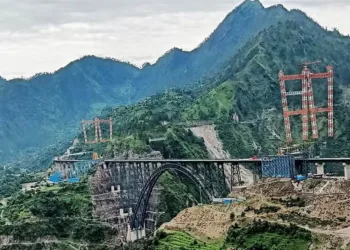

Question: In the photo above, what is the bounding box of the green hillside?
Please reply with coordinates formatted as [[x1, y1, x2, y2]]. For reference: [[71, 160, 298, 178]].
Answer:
[[0, 0, 325, 173], [0, 180, 118, 249], [1, 8, 350, 250], [183, 20, 350, 157]]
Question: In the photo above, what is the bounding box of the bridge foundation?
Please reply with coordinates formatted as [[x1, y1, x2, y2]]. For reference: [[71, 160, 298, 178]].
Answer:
[[343, 163, 350, 180], [316, 163, 325, 175], [126, 224, 146, 242]]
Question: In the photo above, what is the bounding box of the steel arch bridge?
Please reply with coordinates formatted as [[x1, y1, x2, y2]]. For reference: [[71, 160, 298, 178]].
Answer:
[[129, 163, 213, 230], [54, 159, 241, 234], [53, 157, 350, 238]]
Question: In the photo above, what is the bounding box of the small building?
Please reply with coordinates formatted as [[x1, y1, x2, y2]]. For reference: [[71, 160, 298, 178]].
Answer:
[[212, 197, 246, 205], [212, 198, 224, 204]]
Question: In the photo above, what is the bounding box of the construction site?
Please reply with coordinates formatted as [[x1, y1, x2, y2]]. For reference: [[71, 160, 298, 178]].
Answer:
[[41, 63, 350, 247]]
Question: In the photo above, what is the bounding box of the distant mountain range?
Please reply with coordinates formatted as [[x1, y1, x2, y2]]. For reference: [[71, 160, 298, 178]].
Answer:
[[0, 0, 348, 169]]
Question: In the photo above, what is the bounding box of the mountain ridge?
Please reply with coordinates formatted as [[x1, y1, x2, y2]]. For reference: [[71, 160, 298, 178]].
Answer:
[[0, 0, 337, 168], [0, 0, 314, 83]]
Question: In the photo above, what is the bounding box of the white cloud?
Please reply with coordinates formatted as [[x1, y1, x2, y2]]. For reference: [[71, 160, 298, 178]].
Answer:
[[0, 0, 349, 79]]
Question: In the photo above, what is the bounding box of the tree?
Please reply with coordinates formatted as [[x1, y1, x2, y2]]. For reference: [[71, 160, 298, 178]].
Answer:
[[230, 212, 235, 221]]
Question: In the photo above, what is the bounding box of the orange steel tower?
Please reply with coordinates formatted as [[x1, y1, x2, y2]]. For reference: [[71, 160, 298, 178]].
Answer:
[[278, 63, 334, 143], [82, 117, 113, 144]]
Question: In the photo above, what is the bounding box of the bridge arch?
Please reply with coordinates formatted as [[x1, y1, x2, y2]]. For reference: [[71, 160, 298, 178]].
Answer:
[[130, 163, 212, 230]]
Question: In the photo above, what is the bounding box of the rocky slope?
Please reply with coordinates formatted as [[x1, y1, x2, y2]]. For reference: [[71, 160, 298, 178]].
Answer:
[[190, 125, 254, 185]]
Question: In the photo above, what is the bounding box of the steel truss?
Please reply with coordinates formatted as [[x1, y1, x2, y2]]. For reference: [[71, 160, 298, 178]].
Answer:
[[99, 160, 240, 230], [278, 65, 334, 143], [82, 117, 113, 144]]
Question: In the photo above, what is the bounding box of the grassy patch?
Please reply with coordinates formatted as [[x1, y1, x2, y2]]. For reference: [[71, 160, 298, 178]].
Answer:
[[156, 231, 224, 250], [182, 80, 236, 121], [238, 232, 310, 250], [226, 220, 312, 250]]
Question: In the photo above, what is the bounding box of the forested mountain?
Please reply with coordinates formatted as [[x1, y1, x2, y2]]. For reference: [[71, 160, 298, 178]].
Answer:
[[82, 21, 350, 162], [0, 57, 140, 165], [63, 20, 350, 232], [184, 21, 350, 157], [0, 0, 323, 168]]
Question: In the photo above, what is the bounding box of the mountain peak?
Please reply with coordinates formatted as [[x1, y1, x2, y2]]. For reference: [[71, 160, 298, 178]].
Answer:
[[238, 0, 264, 10]]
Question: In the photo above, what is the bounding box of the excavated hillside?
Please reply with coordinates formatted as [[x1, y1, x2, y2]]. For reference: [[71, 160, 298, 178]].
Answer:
[[160, 178, 350, 249], [190, 125, 254, 185]]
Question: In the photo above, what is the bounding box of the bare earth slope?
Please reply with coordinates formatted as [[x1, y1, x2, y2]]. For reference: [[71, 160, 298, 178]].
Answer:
[[190, 125, 254, 185], [160, 178, 350, 249]]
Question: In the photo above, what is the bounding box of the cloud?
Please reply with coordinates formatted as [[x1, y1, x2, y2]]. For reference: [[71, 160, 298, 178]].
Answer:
[[0, 0, 349, 79]]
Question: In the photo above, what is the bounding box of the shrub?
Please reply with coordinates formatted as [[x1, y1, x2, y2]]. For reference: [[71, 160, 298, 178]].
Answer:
[[230, 212, 235, 221]]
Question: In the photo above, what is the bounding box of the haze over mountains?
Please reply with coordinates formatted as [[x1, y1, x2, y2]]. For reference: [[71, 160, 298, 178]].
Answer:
[[0, 0, 349, 169]]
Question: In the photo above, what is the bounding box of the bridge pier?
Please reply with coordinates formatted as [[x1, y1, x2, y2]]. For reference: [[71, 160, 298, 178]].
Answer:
[[126, 224, 146, 242], [229, 164, 241, 191], [343, 163, 350, 180], [316, 162, 325, 175]]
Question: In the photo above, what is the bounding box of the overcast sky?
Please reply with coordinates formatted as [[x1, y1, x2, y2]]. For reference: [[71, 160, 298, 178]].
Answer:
[[0, 0, 349, 79]]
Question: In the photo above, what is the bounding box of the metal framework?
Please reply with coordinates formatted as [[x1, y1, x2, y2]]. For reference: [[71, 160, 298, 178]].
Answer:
[[261, 155, 295, 178], [82, 117, 113, 144], [51, 160, 98, 180], [278, 65, 334, 143], [55, 159, 243, 232], [130, 164, 212, 230]]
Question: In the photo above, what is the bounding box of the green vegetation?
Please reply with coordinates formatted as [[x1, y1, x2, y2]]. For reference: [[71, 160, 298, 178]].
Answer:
[[121, 230, 225, 250], [271, 197, 306, 207], [156, 230, 224, 250], [182, 80, 236, 121], [1, 0, 307, 171], [157, 172, 201, 226], [125, 222, 313, 250], [245, 205, 281, 214], [0, 172, 45, 198], [80, 89, 208, 159], [0, 180, 117, 246], [1, 2, 350, 248], [226, 220, 312, 250], [278, 211, 340, 228]]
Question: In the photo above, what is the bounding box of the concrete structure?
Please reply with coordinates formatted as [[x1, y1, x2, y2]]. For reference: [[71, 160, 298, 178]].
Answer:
[[54, 157, 350, 241], [316, 162, 325, 175], [127, 225, 146, 242], [343, 163, 350, 180]]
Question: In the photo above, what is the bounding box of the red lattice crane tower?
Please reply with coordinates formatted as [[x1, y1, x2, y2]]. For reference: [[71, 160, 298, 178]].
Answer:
[[82, 117, 113, 144], [278, 62, 334, 143]]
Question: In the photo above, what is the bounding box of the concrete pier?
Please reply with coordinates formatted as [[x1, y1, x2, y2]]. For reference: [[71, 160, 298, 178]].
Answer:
[[343, 163, 350, 180], [316, 162, 325, 175], [127, 225, 146, 242]]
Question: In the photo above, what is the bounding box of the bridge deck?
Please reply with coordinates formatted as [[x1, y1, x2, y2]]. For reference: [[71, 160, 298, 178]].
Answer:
[[53, 158, 350, 164]]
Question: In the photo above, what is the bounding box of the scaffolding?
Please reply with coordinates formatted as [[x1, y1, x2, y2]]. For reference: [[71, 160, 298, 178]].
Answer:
[[278, 64, 334, 143], [82, 117, 113, 144], [261, 155, 295, 178]]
